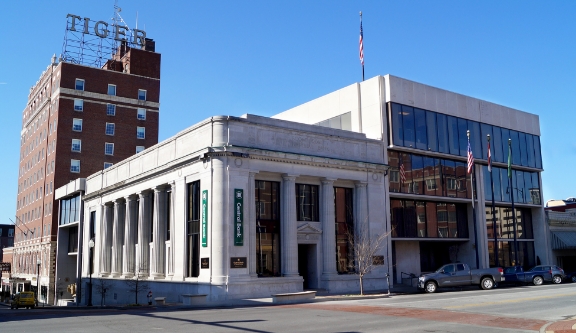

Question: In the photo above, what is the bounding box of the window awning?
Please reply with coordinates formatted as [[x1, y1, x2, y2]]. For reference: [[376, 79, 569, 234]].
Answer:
[[551, 231, 576, 250]]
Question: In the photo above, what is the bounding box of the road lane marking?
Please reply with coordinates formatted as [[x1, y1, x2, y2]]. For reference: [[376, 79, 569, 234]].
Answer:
[[445, 292, 576, 309]]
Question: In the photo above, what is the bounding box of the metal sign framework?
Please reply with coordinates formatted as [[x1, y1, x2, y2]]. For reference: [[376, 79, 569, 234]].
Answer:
[[61, 6, 144, 68]]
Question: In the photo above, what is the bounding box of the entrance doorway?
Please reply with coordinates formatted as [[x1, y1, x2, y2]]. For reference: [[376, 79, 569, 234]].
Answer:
[[298, 244, 318, 289]]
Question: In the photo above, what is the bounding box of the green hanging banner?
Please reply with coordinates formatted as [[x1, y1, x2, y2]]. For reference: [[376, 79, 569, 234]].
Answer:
[[201, 190, 208, 247], [234, 189, 244, 246]]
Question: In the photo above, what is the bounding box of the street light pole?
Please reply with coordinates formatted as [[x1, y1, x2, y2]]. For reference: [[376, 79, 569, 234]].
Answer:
[[88, 238, 94, 306], [36, 258, 41, 307]]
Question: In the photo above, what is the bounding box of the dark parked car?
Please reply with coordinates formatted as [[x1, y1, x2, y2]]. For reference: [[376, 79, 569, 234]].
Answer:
[[502, 265, 565, 285], [417, 263, 504, 293], [563, 272, 576, 283]]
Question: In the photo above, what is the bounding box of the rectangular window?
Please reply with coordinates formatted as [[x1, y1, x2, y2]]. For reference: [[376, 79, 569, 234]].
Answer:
[[75, 79, 84, 91], [105, 143, 114, 155], [72, 118, 83, 132], [74, 99, 83, 111], [187, 181, 201, 278], [425, 111, 438, 152], [106, 104, 116, 116], [436, 114, 449, 154], [335, 187, 353, 274], [402, 105, 415, 148], [70, 159, 80, 173], [137, 126, 145, 139], [68, 226, 78, 253], [138, 89, 147, 101], [296, 184, 319, 221], [106, 123, 115, 136], [414, 108, 427, 150], [107, 84, 116, 96], [137, 108, 146, 120], [255, 181, 280, 277], [136, 146, 145, 153], [104, 162, 113, 169], [71, 139, 81, 152]]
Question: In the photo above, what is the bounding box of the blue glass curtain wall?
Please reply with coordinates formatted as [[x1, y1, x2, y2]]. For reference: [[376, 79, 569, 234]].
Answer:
[[391, 199, 469, 238], [482, 166, 541, 205], [389, 102, 542, 169]]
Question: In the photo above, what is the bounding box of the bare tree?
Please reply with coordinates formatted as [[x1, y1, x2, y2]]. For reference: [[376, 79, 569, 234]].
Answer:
[[124, 265, 149, 305], [348, 220, 389, 295], [94, 279, 113, 306]]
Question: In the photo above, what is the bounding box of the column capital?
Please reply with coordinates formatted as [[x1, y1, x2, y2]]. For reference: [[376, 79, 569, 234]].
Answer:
[[103, 201, 114, 207], [282, 174, 298, 182], [321, 178, 337, 185], [114, 198, 125, 205], [153, 185, 169, 193], [355, 181, 368, 188], [124, 194, 138, 201]]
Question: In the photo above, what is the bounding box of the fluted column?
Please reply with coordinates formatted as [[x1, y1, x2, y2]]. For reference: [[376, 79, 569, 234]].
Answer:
[[281, 174, 299, 277], [355, 181, 368, 235], [151, 186, 167, 278], [168, 182, 176, 276], [248, 172, 258, 277], [321, 178, 338, 277], [111, 199, 125, 277], [123, 195, 138, 277], [100, 203, 114, 276], [137, 191, 151, 276]]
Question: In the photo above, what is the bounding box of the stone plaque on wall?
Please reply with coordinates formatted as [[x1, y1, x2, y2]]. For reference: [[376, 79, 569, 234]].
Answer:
[[230, 257, 247, 269], [201, 257, 209, 269]]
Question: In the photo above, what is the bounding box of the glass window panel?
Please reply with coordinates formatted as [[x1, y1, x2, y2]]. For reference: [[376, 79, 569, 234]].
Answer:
[[519, 132, 528, 167], [493, 127, 504, 163], [391, 200, 404, 238], [425, 111, 438, 152], [533, 136, 542, 169], [447, 116, 459, 156], [501, 168, 511, 202], [492, 166, 502, 202], [524, 172, 533, 205], [458, 118, 468, 157], [437, 114, 449, 154], [531, 173, 541, 205], [456, 204, 468, 238], [515, 170, 525, 203], [403, 200, 417, 237], [402, 105, 416, 148], [510, 131, 521, 166], [469, 121, 481, 160], [401, 153, 412, 193], [435, 159, 444, 197], [500, 207, 513, 239], [423, 157, 437, 196], [388, 151, 400, 193], [426, 202, 438, 237], [416, 201, 427, 237], [455, 162, 468, 199], [501, 128, 510, 164], [515, 207, 524, 239], [411, 155, 424, 195], [391, 103, 403, 146], [483, 165, 492, 202], [414, 108, 427, 150], [444, 159, 457, 198], [481, 124, 493, 161], [523, 209, 534, 239], [526, 134, 535, 168], [447, 203, 458, 237]]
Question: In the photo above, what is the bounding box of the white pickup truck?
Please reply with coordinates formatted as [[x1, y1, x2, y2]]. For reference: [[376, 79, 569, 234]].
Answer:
[[418, 263, 504, 293]]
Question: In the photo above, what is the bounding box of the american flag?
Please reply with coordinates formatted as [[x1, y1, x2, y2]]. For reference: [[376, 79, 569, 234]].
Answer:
[[467, 138, 474, 174], [400, 163, 406, 183], [487, 140, 492, 172], [359, 20, 364, 66]]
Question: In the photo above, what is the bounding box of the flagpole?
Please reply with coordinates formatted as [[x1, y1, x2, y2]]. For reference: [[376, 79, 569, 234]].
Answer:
[[488, 134, 499, 267], [359, 11, 364, 81], [468, 130, 480, 269], [508, 138, 519, 266]]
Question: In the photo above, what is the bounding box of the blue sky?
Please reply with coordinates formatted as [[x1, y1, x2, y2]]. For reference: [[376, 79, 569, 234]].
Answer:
[[0, 1, 575, 224]]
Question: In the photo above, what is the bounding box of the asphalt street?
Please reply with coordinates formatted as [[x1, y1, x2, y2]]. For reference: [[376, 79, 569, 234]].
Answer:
[[0, 283, 574, 332]]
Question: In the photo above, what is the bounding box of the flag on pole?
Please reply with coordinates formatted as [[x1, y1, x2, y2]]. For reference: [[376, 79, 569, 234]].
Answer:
[[359, 19, 364, 66], [487, 140, 492, 172], [507, 141, 512, 178], [400, 163, 406, 183], [467, 138, 474, 174]]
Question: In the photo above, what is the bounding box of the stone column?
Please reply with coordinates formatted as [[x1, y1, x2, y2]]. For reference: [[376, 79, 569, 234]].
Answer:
[[168, 182, 176, 276], [100, 203, 113, 276], [123, 195, 137, 277], [211, 156, 228, 285], [111, 199, 125, 277], [137, 191, 151, 276], [355, 181, 368, 235], [248, 172, 258, 277], [321, 178, 338, 277], [281, 174, 299, 277], [151, 186, 167, 278]]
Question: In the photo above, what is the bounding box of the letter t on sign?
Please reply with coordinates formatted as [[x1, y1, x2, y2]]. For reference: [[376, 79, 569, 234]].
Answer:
[[66, 14, 81, 31]]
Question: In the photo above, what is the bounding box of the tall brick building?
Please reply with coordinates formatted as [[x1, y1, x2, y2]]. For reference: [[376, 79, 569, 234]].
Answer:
[[12, 44, 160, 304]]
